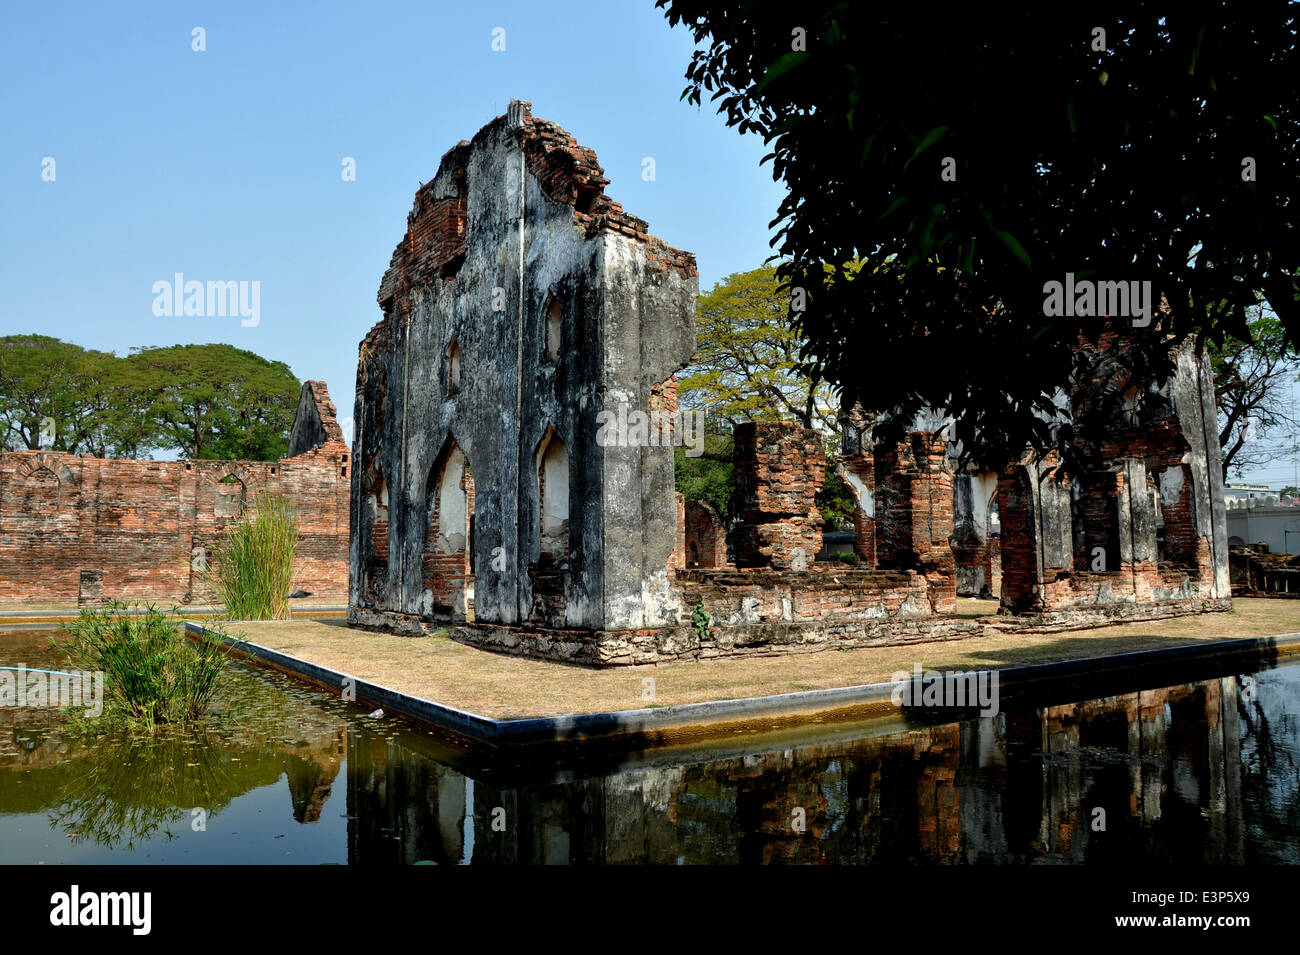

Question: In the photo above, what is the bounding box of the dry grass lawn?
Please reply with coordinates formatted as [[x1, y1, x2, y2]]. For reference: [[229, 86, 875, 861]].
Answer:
[[223, 597, 1300, 720]]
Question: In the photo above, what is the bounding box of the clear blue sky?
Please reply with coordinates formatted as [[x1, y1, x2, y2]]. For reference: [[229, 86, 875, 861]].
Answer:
[[0, 0, 784, 441]]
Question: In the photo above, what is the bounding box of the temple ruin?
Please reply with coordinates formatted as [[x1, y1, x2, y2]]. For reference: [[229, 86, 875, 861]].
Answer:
[[349, 100, 1231, 665]]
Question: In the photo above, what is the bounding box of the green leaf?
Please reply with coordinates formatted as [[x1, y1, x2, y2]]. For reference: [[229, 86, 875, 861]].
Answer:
[[876, 194, 909, 222], [994, 229, 1032, 269], [755, 52, 808, 93], [904, 125, 950, 171]]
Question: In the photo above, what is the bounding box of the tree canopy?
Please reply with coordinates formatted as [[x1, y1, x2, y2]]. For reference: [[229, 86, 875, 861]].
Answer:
[[0, 337, 300, 460], [681, 266, 837, 430], [659, 2, 1300, 468], [125, 344, 300, 460]]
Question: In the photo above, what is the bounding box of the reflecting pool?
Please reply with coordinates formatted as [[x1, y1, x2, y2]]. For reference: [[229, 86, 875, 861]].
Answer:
[[1, 628, 1297, 864]]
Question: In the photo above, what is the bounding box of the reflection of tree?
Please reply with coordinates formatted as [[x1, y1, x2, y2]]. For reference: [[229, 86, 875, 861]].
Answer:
[[19, 659, 348, 852], [1236, 673, 1300, 863], [47, 733, 284, 850]]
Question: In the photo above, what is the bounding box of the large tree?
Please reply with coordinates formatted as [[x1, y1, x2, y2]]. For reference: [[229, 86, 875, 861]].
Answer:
[[0, 335, 149, 456], [1210, 306, 1300, 480], [0, 337, 300, 460], [660, 2, 1300, 468], [681, 265, 837, 430], [126, 344, 301, 460], [676, 268, 857, 528]]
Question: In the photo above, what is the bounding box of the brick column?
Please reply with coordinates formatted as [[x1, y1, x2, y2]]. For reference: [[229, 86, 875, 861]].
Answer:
[[997, 455, 1074, 613], [730, 422, 825, 570], [875, 432, 956, 612]]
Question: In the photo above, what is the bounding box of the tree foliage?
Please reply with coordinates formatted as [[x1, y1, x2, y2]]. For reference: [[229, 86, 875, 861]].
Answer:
[[1209, 307, 1300, 479], [0, 335, 151, 456], [659, 2, 1300, 468], [125, 344, 300, 460], [0, 337, 300, 460], [681, 266, 837, 430], [674, 426, 736, 521]]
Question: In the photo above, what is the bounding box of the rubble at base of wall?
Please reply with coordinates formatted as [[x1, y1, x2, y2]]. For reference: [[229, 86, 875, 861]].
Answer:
[[1230, 546, 1300, 598]]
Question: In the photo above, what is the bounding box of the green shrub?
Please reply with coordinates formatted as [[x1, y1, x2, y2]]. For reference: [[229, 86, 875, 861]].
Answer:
[[57, 603, 233, 728], [205, 492, 298, 620], [691, 597, 713, 640]]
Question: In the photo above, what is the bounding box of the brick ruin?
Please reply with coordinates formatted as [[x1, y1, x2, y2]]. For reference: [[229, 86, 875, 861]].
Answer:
[[349, 101, 1231, 666], [0, 380, 351, 607], [346, 101, 975, 663], [984, 333, 1230, 624]]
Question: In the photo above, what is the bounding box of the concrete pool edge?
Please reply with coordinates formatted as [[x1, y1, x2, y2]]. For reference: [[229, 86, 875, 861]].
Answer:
[[184, 621, 1300, 749]]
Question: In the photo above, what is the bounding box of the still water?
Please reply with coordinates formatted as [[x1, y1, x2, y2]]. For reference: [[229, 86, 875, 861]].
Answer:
[[1, 628, 1297, 864]]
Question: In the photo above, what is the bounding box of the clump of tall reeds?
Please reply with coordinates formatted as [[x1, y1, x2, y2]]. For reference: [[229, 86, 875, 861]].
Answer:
[[204, 492, 299, 620], [57, 602, 232, 728]]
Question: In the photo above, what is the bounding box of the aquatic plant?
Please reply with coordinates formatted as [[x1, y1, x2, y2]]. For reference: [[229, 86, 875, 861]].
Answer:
[[57, 603, 234, 728], [204, 492, 299, 620]]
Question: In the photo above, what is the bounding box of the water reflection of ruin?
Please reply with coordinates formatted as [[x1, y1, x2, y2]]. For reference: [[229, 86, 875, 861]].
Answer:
[[341, 677, 1251, 864]]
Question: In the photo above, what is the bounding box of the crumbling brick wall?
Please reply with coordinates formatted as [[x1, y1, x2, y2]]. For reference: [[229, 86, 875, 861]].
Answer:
[[351, 100, 698, 637], [995, 335, 1229, 619], [837, 405, 877, 566], [0, 381, 351, 607], [952, 471, 1000, 597]]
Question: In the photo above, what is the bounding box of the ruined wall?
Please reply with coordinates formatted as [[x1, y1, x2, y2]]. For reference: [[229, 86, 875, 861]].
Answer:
[[348, 100, 698, 636], [952, 471, 1001, 598], [996, 336, 1230, 621], [837, 406, 877, 565], [0, 381, 351, 606], [874, 431, 957, 614], [286, 380, 348, 457]]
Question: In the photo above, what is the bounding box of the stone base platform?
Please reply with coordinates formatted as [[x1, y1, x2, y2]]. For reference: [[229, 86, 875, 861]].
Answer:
[[349, 605, 981, 667]]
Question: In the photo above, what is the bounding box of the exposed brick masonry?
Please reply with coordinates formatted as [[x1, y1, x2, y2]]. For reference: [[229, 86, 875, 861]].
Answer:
[[0, 381, 351, 607], [730, 422, 825, 570]]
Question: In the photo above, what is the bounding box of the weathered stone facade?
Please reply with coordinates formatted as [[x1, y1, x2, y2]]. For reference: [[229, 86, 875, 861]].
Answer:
[[348, 101, 697, 637], [0, 380, 351, 606], [348, 102, 986, 663], [952, 471, 1001, 598]]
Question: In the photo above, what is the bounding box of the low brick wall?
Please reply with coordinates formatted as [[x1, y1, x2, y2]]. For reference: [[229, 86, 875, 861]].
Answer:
[[350, 563, 983, 666], [1007, 562, 1231, 626], [675, 566, 941, 622]]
